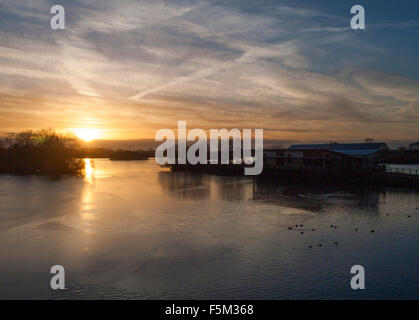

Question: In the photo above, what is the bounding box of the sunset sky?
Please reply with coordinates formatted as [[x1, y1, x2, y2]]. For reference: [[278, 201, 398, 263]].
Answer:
[[0, 0, 418, 142]]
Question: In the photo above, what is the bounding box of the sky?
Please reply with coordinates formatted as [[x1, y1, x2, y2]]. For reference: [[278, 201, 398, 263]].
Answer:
[[0, 0, 418, 142]]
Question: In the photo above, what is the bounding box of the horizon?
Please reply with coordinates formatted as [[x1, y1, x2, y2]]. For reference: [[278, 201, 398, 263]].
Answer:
[[80, 137, 419, 151], [1, 130, 416, 150]]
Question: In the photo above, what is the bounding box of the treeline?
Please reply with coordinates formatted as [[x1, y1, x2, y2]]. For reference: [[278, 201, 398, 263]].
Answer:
[[74, 148, 153, 160], [0, 129, 84, 175], [0, 129, 155, 175]]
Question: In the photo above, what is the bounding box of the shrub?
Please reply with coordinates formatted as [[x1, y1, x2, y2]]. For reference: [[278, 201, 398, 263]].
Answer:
[[0, 129, 85, 175]]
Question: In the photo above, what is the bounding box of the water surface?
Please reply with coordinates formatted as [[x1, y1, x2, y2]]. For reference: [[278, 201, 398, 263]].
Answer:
[[0, 159, 418, 299]]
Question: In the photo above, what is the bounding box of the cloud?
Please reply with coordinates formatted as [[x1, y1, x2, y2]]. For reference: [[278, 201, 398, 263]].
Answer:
[[353, 70, 419, 103], [0, 0, 418, 140]]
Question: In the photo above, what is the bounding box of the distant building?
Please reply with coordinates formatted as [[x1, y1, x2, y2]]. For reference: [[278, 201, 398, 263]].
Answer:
[[264, 142, 387, 170], [409, 142, 419, 151]]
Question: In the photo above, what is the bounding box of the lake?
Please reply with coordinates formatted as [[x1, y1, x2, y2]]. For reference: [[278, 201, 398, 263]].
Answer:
[[0, 159, 418, 299]]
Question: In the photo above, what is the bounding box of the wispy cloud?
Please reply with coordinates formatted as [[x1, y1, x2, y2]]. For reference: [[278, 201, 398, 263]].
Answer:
[[0, 0, 418, 140]]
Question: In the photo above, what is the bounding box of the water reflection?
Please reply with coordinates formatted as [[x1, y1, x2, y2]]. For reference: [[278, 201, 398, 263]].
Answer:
[[84, 159, 94, 184], [158, 171, 211, 200], [251, 179, 383, 214], [0, 160, 418, 299], [215, 178, 254, 201], [156, 171, 383, 214]]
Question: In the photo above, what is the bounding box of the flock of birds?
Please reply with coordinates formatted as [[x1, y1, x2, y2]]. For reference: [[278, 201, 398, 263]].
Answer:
[[288, 206, 418, 248]]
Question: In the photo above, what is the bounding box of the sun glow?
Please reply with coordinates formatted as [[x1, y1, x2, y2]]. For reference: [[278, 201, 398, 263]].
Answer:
[[73, 128, 102, 142]]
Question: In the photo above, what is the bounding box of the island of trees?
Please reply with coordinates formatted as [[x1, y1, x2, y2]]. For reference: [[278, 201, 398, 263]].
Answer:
[[0, 129, 84, 175], [0, 129, 152, 175]]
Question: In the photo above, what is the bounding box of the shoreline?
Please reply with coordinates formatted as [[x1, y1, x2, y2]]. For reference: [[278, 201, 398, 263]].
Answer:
[[168, 163, 419, 189]]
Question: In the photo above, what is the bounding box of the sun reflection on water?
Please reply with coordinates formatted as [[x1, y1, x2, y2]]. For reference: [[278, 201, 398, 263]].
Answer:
[[84, 158, 94, 183], [81, 159, 96, 233]]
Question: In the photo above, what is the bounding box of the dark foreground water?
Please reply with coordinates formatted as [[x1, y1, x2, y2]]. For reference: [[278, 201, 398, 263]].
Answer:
[[0, 159, 418, 299]]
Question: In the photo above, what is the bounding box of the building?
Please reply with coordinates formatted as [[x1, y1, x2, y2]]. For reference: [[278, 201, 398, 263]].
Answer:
[[409, 142, 419, 151], [264, 142, 387, 170]]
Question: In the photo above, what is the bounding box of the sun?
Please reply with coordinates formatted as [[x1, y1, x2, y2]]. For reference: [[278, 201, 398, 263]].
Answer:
[[73, 128, 102, 142]]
